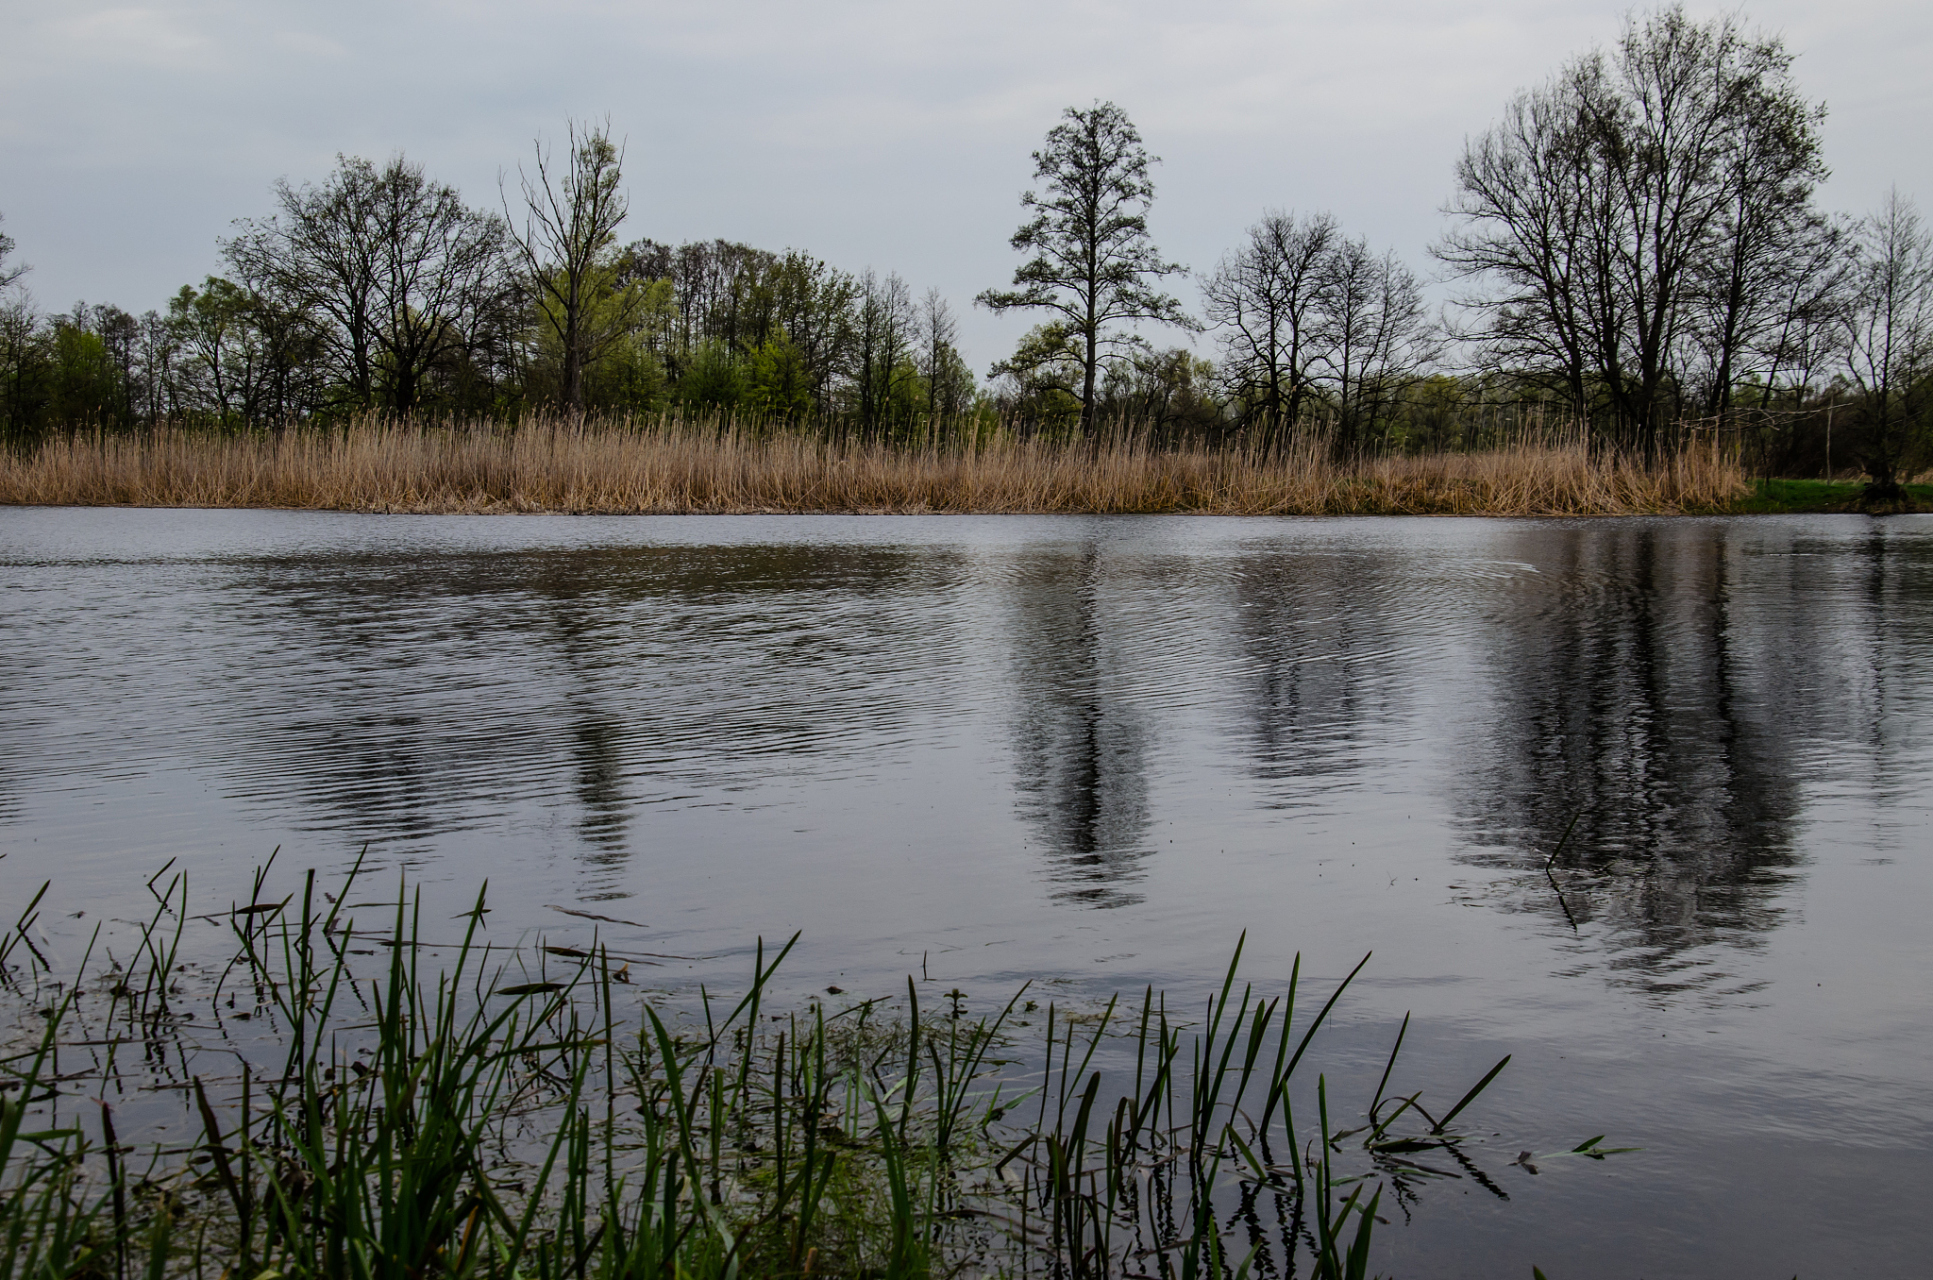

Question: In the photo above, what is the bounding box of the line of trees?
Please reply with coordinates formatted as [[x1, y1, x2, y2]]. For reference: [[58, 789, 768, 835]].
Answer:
[[2, 5, 1929, 491], [972, 7, 1930, 492], [0, 133, 985, 446]]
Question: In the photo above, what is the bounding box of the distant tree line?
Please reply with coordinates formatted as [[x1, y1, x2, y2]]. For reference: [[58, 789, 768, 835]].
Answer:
[[2, 5, 1929, 493], [1434, 5, 1931, 495], [0, 133, 985, 447]]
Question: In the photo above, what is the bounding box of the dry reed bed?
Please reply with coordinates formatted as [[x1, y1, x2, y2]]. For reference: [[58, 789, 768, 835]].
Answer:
[[0, 421, 1750, 516]]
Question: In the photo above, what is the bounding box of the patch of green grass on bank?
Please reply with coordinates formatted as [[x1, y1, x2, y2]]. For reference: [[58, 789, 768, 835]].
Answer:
[[1731, 477, 1933, 513]]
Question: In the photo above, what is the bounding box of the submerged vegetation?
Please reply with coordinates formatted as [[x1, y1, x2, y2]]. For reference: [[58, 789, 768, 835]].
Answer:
[[0, 416, 1753, 516], [0, 860, 1623, 1279]]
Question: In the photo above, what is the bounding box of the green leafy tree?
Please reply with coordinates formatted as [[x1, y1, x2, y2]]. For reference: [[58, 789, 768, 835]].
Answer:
[[744, 333, 814, 420], [1405, 375, 1473, 452], [677, 339, 746, 412], [989, 323, 1085, 430], [0, 300, 50, 444], [165, 278, 264, 423], [49, 312, 121, 427], [576, 279, 670, 416], [616, 241, 855, 412], [92, 305, 143, 428], [851, 269, 913, 431], [978, 101, 1194, 435], [1103, 346, 1224, 443], [766, 252, 858, 408]]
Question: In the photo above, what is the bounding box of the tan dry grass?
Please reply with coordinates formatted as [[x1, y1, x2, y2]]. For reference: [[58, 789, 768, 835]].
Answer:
[[0, 418, 1751, 516]]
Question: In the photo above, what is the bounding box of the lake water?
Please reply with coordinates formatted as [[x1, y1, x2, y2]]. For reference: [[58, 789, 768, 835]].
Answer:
[[3, 507, 1931, 1277]]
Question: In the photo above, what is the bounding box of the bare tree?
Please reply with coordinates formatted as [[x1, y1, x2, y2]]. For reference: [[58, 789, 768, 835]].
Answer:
[[367, 162, 512, 414], [1317, 239, 1432, 453], [1203, 211, 1337, 441], [227, 158, 383, 410], [916, 288, 973, 421], [0, 214, 38, 442], [1437, 78, 1600, 427], [229, 155, 509, 414], [1751, 218, 1849, 408], [852, 269, 913, 430], [1439, 5, 1831, 456], [0, 213, 27, 293], [979, 101, 1194, 435], [1690, 66, 1835, 417], [504, 119, 637, 414], [1840, 190, 1933, 508]]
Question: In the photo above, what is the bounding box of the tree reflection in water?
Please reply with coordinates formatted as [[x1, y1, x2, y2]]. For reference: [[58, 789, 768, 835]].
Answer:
[[1447, 521, 1921, 995], [21, 512, 1924, 1000], [218, 543, 941, 891], [1005, 544, 1152, 907]]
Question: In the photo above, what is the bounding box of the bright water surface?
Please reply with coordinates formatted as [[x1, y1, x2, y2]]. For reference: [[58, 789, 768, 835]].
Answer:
[[3, 507, 1931, 1277]]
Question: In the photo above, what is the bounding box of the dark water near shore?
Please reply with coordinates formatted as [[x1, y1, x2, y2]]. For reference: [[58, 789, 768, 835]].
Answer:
[[3, 507, 1932, 1277]]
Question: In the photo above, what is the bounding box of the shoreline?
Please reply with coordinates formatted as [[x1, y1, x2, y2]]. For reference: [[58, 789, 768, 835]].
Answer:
[[3, 421, 1906, 518], [0, 499, 1914, 517], [2, 479, 1919, 519]]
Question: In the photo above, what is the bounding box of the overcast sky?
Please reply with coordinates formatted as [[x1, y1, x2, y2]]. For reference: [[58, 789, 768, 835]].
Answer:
[[3, 0, 1929, 372]]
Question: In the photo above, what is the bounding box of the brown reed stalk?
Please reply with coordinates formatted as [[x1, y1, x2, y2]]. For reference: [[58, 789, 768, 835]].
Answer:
[[0, 416, 1751, 516]]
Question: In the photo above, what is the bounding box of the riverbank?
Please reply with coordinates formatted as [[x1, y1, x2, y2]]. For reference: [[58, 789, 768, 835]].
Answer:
[[1733, 477, 1933, 513], [0, 419, 1752, 516]]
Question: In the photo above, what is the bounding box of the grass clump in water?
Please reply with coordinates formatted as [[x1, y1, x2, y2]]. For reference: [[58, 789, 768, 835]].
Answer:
[[1, 858, 1622, 1279]]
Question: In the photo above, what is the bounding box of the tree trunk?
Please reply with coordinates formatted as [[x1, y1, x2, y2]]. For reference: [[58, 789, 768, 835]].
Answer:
[[1081, 323, 1097, 438]]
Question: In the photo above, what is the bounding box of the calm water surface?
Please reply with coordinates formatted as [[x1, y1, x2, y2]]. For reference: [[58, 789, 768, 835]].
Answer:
[[3, 507, 1931, 1277]]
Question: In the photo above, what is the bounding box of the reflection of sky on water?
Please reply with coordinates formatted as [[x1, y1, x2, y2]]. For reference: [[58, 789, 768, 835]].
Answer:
[[3, 508, 1932, 1278], [2, 511, 1928, 966], [2, 511, 1928, 979]]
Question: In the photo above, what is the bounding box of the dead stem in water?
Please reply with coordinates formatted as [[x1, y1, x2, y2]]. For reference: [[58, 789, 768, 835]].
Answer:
[[0, 417, 1750, 516]]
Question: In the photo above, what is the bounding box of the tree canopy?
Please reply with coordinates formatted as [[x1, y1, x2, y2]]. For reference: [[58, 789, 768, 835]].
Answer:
[[978, 101, 1193, 436]]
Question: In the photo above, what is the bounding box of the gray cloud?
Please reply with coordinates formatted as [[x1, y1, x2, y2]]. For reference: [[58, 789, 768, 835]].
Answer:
[[3, 0, 1927, 372]]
